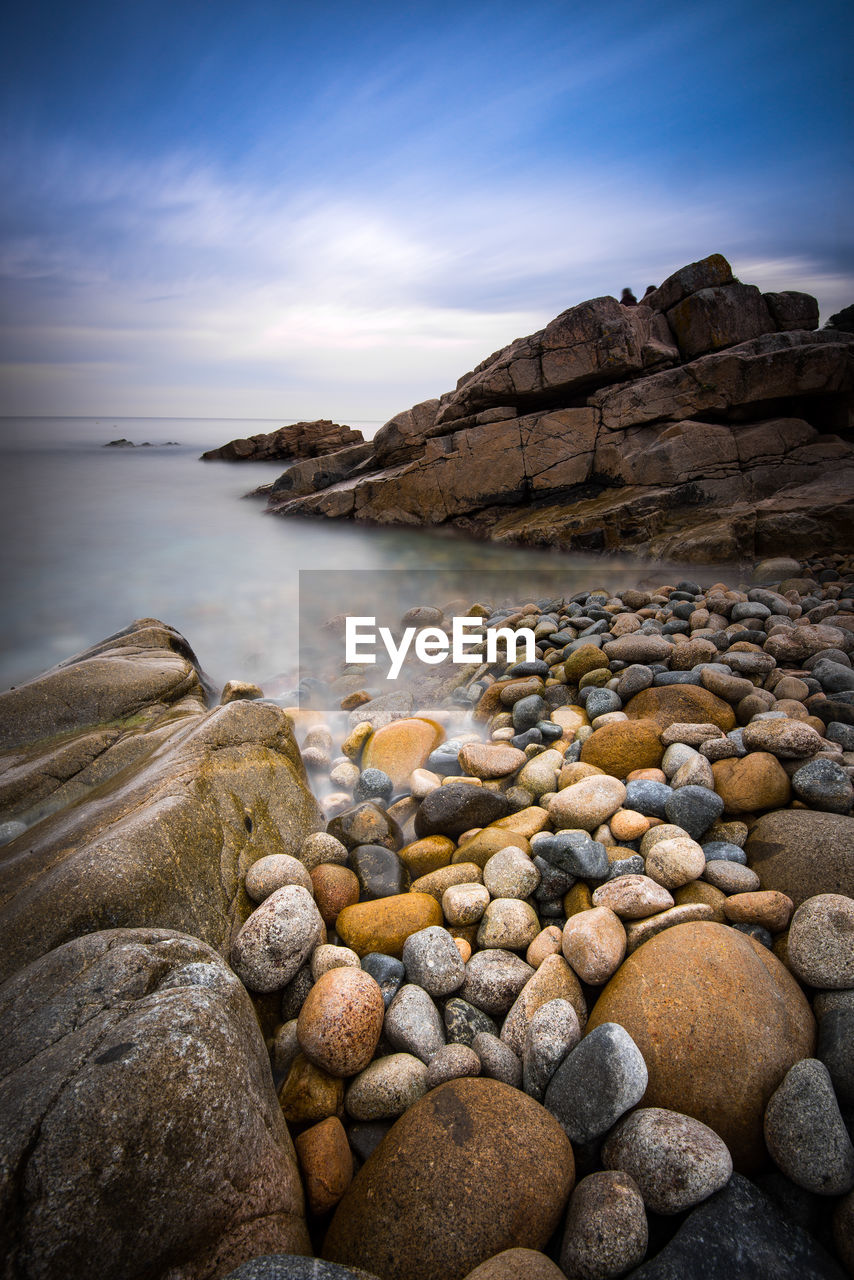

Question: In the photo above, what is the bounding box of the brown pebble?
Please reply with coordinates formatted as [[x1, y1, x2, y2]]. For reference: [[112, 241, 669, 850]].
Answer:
[[297, 968, 385, 1076], [723, 890, 794, 932], [310, 864, 361, 928], [295, 1116, 353, 1215]]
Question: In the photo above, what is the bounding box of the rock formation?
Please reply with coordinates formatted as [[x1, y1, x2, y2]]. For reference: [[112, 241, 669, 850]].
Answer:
[[202, 419, 364, 461], [264, 255, 854, 561]]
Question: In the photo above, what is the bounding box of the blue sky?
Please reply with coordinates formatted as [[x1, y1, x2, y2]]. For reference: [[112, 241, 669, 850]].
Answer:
[[1, 0, 852, 420]]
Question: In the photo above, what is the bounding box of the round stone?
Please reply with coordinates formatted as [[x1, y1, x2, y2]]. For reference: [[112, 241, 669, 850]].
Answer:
[[311, 864, 361, 927], [442, 882, 491, 926], [516, 749, 564, 798], [561, 907, 626, 984], [746, 811, 854, 905], [336, 893, 443, 958], [579, 718, 664, 779], [477, 898, 540, 951], [294, 1117, 354, 1216], [500, 954, 588, 1056], [398, 835, 455, 879], [401, 925, 466, 997], [300, 830, 350, 869], [711, 753, 792, 815], [791, 758, 854, 813], [278, 1053, 344, 1125], [354, 768, 394, 804], [664, 785, 725, 840], [483, 847, 541, 899], [586, 921, 816, 1171], [702, 860, 761, 893], [559, 1171, 647, 1280], [472, 1032, 522, 1087], [548, 776, 627, 831], [722, 891, 794, 933], [543, 1022, 648, 1144], [460, 949, 535, 1017], [461, 1249, 567, 1280], [245, 854, 314, 902], [763, 1058, 854, 1196], [310, 944, 362, 980], [345, 1053, 429, 1121], [425, 1042, 482, 1089], [414, 783, 510, 839], [361, 718, 445, 789], [297, 967, 385, 1076], [609, 808, 652, 841], [593, 875, 675, 919], [384, 983, 445, 1063], [350, 843, 409, 900], [522, 998, 582, 1101], [602, 1107, 733, 1214], [458, 742, 527, 780], [230, 885, 324, 993], [444, 997, 497, 1046], [526, 925, 564, 968], [322, 1079, 575, 1280], [741, 720, 824, 758], [644, 836, 706, 891], [624, 686, 736, 733], [787, 893, 854, 988], [454, 827, 534, 869], [360, 952, 405, 1007]]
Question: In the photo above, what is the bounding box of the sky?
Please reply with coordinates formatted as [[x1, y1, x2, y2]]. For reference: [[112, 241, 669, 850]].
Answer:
[[1, 0, 852, 421]]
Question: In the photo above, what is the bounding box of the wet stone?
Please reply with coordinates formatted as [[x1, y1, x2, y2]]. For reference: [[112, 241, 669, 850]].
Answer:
[[472, 1031, 523, 1087], [414, 782, 510, 839], [360, 952, 405, 1008], [301, 830, 350, 869], [328, 802, 403, 852], [230, 885, 324, 994], [533, 830, 610, 882], [345, 1052, 429, 1121], [401, 925, 466, 998], [624, 779, 673, 818], [483, 846, 541, 899], [350, 844, 410, 900], [353, 768, 394, 804], [443, 996, 498, 1046], [544, 1021, 648, 1145], [764, 1058, 854, 1196], [384, 984, 445, 1063], [701, 840, 747, 864]]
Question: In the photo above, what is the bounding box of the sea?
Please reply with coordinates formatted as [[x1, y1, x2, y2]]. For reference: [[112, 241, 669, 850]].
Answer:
[[0, 417, 697, 694]]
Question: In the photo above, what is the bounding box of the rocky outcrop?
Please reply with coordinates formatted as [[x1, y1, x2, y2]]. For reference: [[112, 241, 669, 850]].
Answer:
[[0, 927, 310, 1279], [202, 420, 364, 462], [264, 255, 854, 560], [0, 619, 323, 982]]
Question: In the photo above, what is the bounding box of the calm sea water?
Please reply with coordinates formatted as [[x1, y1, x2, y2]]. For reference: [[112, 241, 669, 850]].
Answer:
[[0, 417, 700, 693]]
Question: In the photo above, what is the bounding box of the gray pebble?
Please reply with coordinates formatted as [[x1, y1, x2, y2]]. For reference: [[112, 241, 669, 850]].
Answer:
[[818, 1006, 854, 1107], [522, 998, 581, 1102], [425, 1042, 482, 1089], [471, 1031, 522, 1087], [230, 885, 324, 993], [788, 893, 854, 989], [401, 925, 466, 998], [764, 1058, 854, 1196], [560, 1171, 648, 1280], [459, 948, 535, 1017], [791, 759, 854, 814], [345, 1052, 429, 1121], [603, 1106, 733, 1214], [384, 983, 445, 1063], [544, 1022, 648, 1145]]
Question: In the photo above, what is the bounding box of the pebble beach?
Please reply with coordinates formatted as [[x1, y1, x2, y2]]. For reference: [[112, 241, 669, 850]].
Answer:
[[211, 550, 854, 1279]]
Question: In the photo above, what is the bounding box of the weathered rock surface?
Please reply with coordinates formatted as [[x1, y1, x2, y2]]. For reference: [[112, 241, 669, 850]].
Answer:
[[586, 921, 815, 1171], [202, 419, 364, 461], [261, 255, 854, 561], [0, 928, 310, 1279], [322, 1078, 574, 1280], [0, 621, 322, 982]]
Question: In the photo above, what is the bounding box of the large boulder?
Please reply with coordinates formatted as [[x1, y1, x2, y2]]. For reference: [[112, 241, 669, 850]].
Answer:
[[0, 928, 310, 1279], [322, 1078, 575, 1280], [586, 922, 815, 1172], [745, 810, 854, 905], [0, 635, 322, 981]]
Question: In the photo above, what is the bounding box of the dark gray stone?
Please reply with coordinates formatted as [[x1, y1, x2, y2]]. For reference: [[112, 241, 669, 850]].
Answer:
[[360, 953, 405, 1008], [664, 785, 725, 839], [624, 780, 673, 818], [413, 782, 510, 839], [443, 997, 498, 1045], [702, 841, 748, 864], [224, 1258, 380, 1280], [792, 760, 854, 814], [623, 1173, 846, 1279], [818, 1007, 854, 1107], [764, 1059, 854, 1196], [532, 830, 610, 881], [544, 1022, 647, 1145]]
